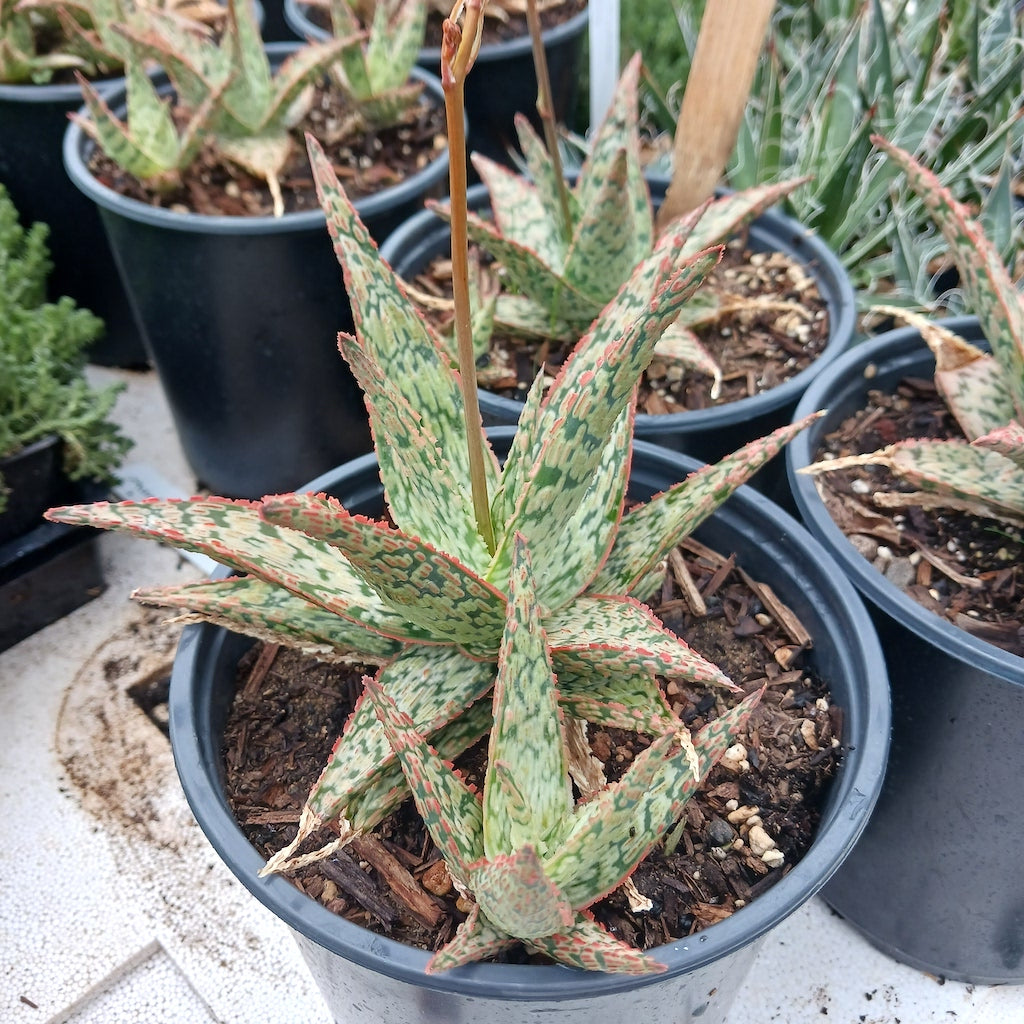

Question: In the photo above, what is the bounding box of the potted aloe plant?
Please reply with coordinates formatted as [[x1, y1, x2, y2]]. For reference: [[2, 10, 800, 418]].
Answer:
[[381, 49, 855, 506], [0, 184, 130, 649], [62, 0, 452, 497], [787, 137, 1024, 985], [283, 0, 589, 166], [47, 3, 888, 1019], [0, 0, 223, 365]]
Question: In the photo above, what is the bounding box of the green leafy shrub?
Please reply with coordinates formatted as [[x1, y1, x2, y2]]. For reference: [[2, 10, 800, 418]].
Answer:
[[0, 184, 131, 514]]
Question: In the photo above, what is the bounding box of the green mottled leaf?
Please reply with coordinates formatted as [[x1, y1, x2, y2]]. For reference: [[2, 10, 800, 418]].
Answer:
[[260, 491, 505, 648], [132, 576, 402, 661], [472, 845, 574, 938], [426, 904, 514, 973], [555, 663, 678, 734], [483, 535, 571, 857], [591, 416, 820, 596], [523, 912, 665, 975]]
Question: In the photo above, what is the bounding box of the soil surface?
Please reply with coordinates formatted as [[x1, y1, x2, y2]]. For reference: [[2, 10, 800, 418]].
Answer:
[[809, 376, 1023, 657], [86, 77, 447, 217], [410, 236, 830, 416], [222, 536, 843, 962]]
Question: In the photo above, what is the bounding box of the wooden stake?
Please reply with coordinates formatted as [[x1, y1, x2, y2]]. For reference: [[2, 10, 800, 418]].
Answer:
[[656, 0, 775, 233]]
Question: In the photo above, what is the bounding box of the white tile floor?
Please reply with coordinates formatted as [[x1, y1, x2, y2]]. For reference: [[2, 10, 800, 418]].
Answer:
[[3, 365, 1023, 1024]]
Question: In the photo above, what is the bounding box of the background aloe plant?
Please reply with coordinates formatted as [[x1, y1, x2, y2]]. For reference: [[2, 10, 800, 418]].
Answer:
[[803, 136, 1024, 527], [46, 0, 817, 975], [70, 0, 353, 212], [427, 51, 807, 389], [638, 0, 1024, 308]]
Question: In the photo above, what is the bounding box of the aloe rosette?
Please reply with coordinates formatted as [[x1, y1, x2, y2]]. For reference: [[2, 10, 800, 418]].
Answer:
[[48, 131, 816, 973], [803, 137, 1024, 526], [427, 52, 807, 385]]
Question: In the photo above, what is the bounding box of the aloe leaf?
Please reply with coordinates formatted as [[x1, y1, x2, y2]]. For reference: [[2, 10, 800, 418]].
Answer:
[[366, 0, 424, 94], [875, 136, 1024, 421], [491, 243, 721, 588], [680, 178, 809, 257], [216, 130, 293, 183], [469, 152, 568, 270], [554, 664, 678, 734], [132, 576, 403, 661], [548, 691, 760, 908], [426, 904, 514, 973], [458, 211, 601, 324], [563, 148, 648, 308], [546, 595, 735, 689], [363, 671, 485, 882], [259, 491, 506, 648], [309, 670, 495, 833], [513, 113, 580, 240], [472, 845, 574, 938], [523, 911, 665, 975], [45, 497, 440, 644], [575, 52, 652, 255], [337, 338, 492, 572], [483, 535, 571, 858], [812, 439, 1024, 522], [974, 422, 1024, 471], [591, 416, 820, 596], [219, 0, 272, 128], [305, 135, 502, 518], [492, 294, 577, 340]]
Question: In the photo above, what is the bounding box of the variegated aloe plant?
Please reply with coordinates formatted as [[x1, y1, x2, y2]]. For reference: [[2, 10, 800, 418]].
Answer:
[[426, 52, 808, 388], [70, 0, 354, 212], [48, 0, 817, 975], [802, 137, 1024, 528]]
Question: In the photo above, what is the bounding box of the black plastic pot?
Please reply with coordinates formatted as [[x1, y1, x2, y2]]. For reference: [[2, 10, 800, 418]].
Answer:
[[378, 179, 856, 507], [0, 77, 146, 368], [63, 46, 452, 499], [169, 429, 889, 1023], [284, 0, 589, 166], [0, 435, 65, 545], [787, 317, 1024, 985]]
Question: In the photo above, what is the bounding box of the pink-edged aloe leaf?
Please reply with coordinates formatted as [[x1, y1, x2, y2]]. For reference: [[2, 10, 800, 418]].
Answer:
[[546, 595, 735, 690], [547, 691, 761, 909], [874, 136, 1024, 423], [363, 671, 485, 884], [363, 0, 424, 94], [307, 647, 495, 833], [513, 113, 580, 241], [653, 321, 723, 397], [306, 135, 502, 525], [974, 421, 1024, 471], [456, 208, 603, 324], [489, 241, 722, 590], [562, 147, 650, 309], [482, 535, 572, 858], [679, 178, 810, 257], [492, 293, 577, 340], [574, 52, 651, 255], [44, 498, 439, 645], [523, 911, 666, 975], [426, 904, 515, 974], [131, 576, 403, 661], [554, 663, 679, 734], [468, 151, 569, 270], [590, 415, 820, 597], [471, 845, 574, 939], [259, 492, 506, 649], [806, 439, 1024, 523], [337, 337, 491, 571]]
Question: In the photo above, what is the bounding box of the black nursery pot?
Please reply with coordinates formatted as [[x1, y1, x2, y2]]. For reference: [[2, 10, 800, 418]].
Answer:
[[169, 430, 889, 1024], [62, 46, 451, 499], [0, 77, 146, 368], [787, 316, 1024, 985], [378, 178, 856, 506], [283, 0, 589, 166]]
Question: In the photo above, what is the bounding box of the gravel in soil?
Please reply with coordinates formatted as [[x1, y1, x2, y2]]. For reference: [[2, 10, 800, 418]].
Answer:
[[810, 374, 1023, 657], [222, 537, 843, 961]]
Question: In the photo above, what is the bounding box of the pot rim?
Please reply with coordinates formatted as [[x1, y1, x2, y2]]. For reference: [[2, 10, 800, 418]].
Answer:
[[61, 43, 451, 235], [378, 181, 857, 432], [169, 429, 890, 1000], [787, 314, 1024, 684], [282, 0, 590, 63]]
